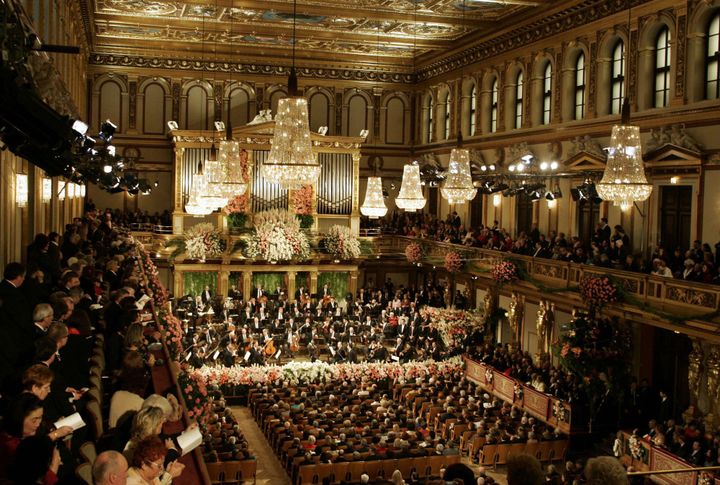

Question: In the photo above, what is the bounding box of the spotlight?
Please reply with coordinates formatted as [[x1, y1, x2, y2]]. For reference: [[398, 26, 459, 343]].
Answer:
[[154, 180, 159, 187], [509, 164, 516, 172], [530, 191, 542, 201], [489, 164, 495, 171], [670, 176, 679, 184], [102, 164, 112, 174], [550, 161, 559, 170], [553, 188, 563, 199], [540, 162, 548, 171], [481, 165, 487, 171], [107, 145, 116, 156], [516, 164, 525, 172], [71, 120, 88, 136], [99, 120, 117, 142], [82, 137, 96, 152], [545, 191, 555, 201], [167, 121, 179, 131], [214, 121, 225, 132]]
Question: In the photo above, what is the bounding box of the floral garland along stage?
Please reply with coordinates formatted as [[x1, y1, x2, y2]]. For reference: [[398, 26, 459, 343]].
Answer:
[[223, 194, 249, 229], [165, 223, 226, 261], [491, 260, 518, 285], [196, 356, 463, 388], [246, 209, 311, 262], [178, 366, 212, 424], [322, 225, 361, 260], [419, 307, 484, 347], [444, 251, 463, 273], [579, 275, 619, 309]]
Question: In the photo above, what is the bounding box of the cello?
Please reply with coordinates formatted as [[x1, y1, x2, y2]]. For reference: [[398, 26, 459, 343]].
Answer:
[[264, 338, 276, 357]]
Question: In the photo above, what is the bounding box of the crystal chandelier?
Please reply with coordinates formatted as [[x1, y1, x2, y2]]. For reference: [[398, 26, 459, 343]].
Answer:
[[396, 162, 426, 212], [360, 176, 388, 218], [441, 147, 477, 204], [260, 0, 320, 189], [217, 136, 248, 199], [199, 147, 230, 210], [596, 99, 652, 211], [186, 162, 213, 216]]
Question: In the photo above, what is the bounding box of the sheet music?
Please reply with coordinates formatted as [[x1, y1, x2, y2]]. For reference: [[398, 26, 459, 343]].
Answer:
[[54, 412, 86, 431], [177, 427, 203, 455]]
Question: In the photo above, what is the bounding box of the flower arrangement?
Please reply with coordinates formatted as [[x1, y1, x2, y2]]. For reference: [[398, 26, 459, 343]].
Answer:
[[246, 209, 310, 262], [484, 369, 493, 385], [137, 243, 168, 307], [444, 251, 463, 273], [178, 367, 211, 425], [419, 307, 484, 347], [628, 433, 648, 462], [552, 400, 569, 423], [579, 275, 619, 309], [322, 225, 361, 260], [513, 382, 524, 401], [405, 242, 424, 264], [196, 356, 463, 387], [491, 260, 519, 285], [291, 184, 314, 228], [166, 223, 226, 261], [223, 194, 249, 229], [158, 310, 184, 361]]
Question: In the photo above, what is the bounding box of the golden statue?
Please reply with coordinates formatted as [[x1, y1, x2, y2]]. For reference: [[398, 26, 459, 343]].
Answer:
[[704, 413, 716, 434], [688, 339, 704, 404], [483, 291, 495, 321], [706, 346, 720, 405], [536, 301, 548, 354], [507, 292, 524, 345]]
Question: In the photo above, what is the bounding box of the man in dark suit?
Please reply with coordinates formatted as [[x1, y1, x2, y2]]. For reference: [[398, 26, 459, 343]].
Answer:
[[201, 285, 212, 305], [599, 217, 611, 243], [0, 263, 33, 380]]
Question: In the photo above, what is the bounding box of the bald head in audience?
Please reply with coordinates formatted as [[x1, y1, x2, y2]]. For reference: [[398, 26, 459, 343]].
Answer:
[[93, 450, 128, 485]]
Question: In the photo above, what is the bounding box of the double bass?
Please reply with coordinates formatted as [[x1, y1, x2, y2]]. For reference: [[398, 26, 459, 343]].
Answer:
[[290, 333, 300, 353], [264, 338, 276, 357]]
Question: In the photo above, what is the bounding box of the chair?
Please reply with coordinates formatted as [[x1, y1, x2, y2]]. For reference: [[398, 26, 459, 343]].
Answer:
[[85, 400, 103, 441], [537, 441, 553, 462], [236, 460, 258, 484], [75, 462, 93, 485], [550, 440, 568, 462], [332, 462, 349, 484], [459, 431, 474, 455], [379, 459, 398, 479], [315, 464, 333, 484], [347, 461, 365, 483], [297, 465, 317, 485], [87, 387, 102, 406], [468, 436, 486, 461], [506, 442, 526, 459], [426, 455, 446, 478], [206, 462, 226, 485], [79, 441, 97, 464], [524, 442, 539, 460], [361, 461, 382, 481], [494, 444, 510, 466], [478, 444, 497, 468], [411, 456, 428, 478]]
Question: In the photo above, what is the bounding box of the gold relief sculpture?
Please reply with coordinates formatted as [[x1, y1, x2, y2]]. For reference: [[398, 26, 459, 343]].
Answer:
[[688, 339, 703, 405], [507, 291, 524, 345], [536, 301, 548, 354], [482, 290, 496, 322], [706, 346, 720, 406]]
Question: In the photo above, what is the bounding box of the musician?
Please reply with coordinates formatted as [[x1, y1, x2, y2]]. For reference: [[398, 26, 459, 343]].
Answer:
[[277, 306, 285, 320], [254, 284, 265, 300], [260, 328, 271, 345], [295, 285, 306, 301], [228, 284, 241, 300], [251, 316, 262, 333], [249, 341, 264, 365], [321, 284, 332, 297], [327, 326, 338, 344], [397, 317, 410, 338], [201, 285, 212, 305], [241, 306, 253, 324], [346, 342, 358, 364], [258, 306, 268, 324]]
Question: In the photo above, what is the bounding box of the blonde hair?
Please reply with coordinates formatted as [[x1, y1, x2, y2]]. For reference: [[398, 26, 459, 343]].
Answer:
[[130, 406, 165, 442]]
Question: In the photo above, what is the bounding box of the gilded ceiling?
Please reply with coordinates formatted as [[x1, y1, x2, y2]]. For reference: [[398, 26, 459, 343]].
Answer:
[[86, 0, 557, 67]]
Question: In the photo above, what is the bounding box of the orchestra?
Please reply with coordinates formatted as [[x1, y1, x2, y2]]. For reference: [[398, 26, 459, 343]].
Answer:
[[177, 283, 459, 368]]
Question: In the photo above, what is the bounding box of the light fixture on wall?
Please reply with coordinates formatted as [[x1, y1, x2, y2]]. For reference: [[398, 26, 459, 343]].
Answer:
[[79, 184, 86, 198], [493, 193, 502, 207], [395, 162, 426, 212], [596, 100, 652, 211], [15, 173, 28, 208], [360, 176, 388, 218], [42, 178, 52, 202], [58, 181, 66, 201], [261, 0, 321, 189]]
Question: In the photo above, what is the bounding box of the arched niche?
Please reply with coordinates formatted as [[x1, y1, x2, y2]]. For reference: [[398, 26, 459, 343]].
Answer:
[[382, 94, 408, 145], [637, 15, 677, 111], [504, 63, 525, 130], [138, 77, 171, 135], [530, 53, 554, 126], [687, 2, 720, 102], [93, 74, 128, 134], [561, 43, 589, 122], [181, 80, 214, 130], [596, 30, 628, 117], [307, 88, 333, 134], [346, 93, 369, 138], [480, 70, 500, 134]]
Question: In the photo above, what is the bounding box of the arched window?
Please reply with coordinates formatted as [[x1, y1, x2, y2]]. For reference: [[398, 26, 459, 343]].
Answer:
[[610, 40, 625, 114], [654, 26, 671, 108], [707, 13, 720, 99], [514, 72, 524, 129], [490, 78, 498, 133], [426, 95, 433, 143], [574, 53, 586, 119], [443, 91, 451, 139], [542, 63, 552, 124], [469, 84, 477, 135]]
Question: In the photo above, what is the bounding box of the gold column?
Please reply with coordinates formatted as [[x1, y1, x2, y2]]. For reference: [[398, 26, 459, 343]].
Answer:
[[243, 271, 253, 303], [172, 146, 185, 235], [173, 269, 183, 298], [218, 270, 229, 298], [349, 270, 358, 298], [310, 271, 318, 296], [287, 271, 297, 303], [350, 151, 361, 234]]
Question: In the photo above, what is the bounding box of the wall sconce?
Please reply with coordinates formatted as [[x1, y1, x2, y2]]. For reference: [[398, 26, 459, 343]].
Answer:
[[68, 183, 76, 199], [670, 176, 679, 184], [42, 178, 52, 203], [16, 173, 28, 208], [58, 181, 66, 201], [493, 194, 502, 207], [547, 199, 556, 209], [79, 184, 86, 197]]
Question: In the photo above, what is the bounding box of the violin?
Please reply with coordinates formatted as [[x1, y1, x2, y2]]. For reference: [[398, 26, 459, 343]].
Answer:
[[290, 334, 300, 353], [322, 295, 332, 308], [264, 338, 276, 357]]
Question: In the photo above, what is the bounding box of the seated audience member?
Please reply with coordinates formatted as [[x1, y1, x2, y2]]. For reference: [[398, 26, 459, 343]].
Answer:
[[0, 394, 46, 480], [584, 456, 629, 485], [123, 406, 170, 462], [506, 453, 544, 485], [9, 434, 61, 485], [93, 450, 130, 485], [126, 437, 185, 485]]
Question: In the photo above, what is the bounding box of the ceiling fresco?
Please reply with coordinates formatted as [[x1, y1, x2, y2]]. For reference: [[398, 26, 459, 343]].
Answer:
[[86, 0, 557, 67]]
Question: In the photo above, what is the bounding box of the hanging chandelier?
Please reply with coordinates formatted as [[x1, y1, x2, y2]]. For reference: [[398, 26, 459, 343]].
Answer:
[[360, 176, 388, 218], [185, 162, 213, 216], [441, 145, 477, 204], [596, 99, 652, 211], [199, 142, 230, 210], [260, 0, 320, 189], [396, 162, 426, 212], [217, 126, 248, 200]]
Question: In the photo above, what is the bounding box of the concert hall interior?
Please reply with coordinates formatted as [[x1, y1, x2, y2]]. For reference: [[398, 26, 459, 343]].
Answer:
[[2, 0, 720, 483]]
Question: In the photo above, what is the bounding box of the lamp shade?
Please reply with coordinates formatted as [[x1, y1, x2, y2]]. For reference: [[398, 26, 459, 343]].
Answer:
[[261, 97, 321, 189], [596, 125, 652, 210], [440, 148, 477, 204], [395, 163, 426, 212], [360, 176, 388, 218]]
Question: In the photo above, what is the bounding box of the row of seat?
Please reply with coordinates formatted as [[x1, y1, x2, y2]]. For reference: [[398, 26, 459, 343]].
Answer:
[[205, 460, 257, 485], [296, 455, 462, 485], [472, 440, 569, 468]]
